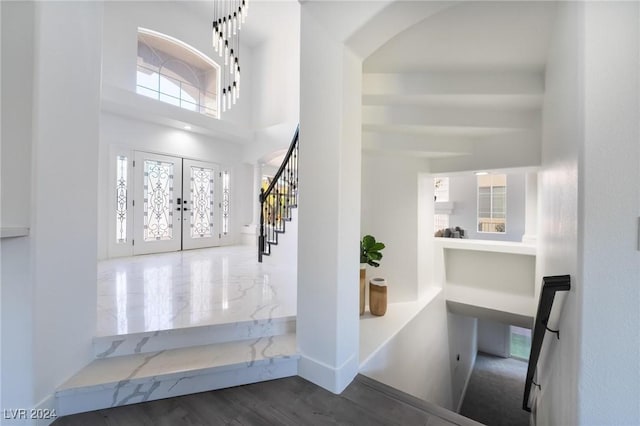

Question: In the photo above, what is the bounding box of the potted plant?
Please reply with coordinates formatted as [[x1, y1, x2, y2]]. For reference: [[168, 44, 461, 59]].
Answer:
[[360, 234, 385, 267], [360, 235, 385, 315]]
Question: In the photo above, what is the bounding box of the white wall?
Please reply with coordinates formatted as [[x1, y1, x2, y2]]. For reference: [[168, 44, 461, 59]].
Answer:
[[1, 3, 105, 422], [1, 3, 36, 416], [447, 312, 477, 412], [538, 4, 640, 424], [1, 0, 3, 414], [1, 2, 32, 231], [534, 4, 581, 423], [361, 153, 430, 302], [360, 295, 477, 411], [251, 2, 300, 131], [235, 163, 255, 228], [579, 2, 640, 423], [477, 319, 510, 358], [446, 172, 526, 242], [297, 4, 361, 393]]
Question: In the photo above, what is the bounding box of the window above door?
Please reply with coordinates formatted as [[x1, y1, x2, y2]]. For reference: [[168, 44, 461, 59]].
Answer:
[[136, 28, 220, 118]]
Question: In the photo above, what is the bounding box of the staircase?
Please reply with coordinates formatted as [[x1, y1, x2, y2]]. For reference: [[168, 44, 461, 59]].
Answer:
[[258, 125, 299, 262], [56, 317, 298, 415]]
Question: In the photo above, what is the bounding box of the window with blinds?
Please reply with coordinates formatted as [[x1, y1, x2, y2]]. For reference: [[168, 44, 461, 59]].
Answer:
[[477, 174, 506, 233]]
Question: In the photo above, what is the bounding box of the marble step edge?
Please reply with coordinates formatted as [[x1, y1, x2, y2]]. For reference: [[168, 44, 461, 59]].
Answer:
[[61, 333, 298, 397], [56, 335, 300, 415], [94, 315, 297, 359]]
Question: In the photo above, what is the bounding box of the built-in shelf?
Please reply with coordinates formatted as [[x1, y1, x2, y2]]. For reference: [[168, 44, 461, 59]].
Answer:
[[1, 227, 30, 238], [434, 237, 537, 256], [359, 286, 441, 366], [434, 237, 537, 325]]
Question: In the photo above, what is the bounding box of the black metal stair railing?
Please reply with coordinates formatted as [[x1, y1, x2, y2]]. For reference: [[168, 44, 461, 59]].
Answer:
[[258, 125, 299, 262], [522, 274, 571, 412]]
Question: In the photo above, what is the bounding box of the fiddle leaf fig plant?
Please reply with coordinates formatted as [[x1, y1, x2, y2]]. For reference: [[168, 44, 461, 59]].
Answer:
[[360, 235, 385, 267]]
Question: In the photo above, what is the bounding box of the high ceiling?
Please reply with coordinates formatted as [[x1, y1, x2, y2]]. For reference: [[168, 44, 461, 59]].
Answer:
[[365, 1, 557, 73], [359, 1, 558, 171]]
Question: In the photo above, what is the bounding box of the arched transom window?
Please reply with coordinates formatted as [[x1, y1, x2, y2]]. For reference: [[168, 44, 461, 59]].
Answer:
[[136, 28, 219, 118]]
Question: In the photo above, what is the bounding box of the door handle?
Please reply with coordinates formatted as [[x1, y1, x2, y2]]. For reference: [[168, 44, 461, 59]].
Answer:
[[183, 208, 189, 211]]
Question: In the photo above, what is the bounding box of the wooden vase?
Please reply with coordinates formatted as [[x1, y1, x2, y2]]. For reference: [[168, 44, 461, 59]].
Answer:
[[369, 278, 387, 316], [359, 265, 366, 315]]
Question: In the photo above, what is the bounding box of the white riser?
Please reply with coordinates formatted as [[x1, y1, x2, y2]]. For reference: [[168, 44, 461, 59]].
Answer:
[[94, 316, 296, 358], [57, 334, 298, 416]]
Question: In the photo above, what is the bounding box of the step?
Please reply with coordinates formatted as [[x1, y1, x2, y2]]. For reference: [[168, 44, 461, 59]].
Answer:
[[56, 333, 299, 416], [94, 316, 296, 358], [355, 375, 483, 426]]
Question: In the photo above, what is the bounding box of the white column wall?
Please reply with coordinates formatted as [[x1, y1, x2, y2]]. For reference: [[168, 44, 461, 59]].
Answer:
[[297, 6, 361, 394], [534, 3, 581, 424], [537, 2, 640, 424], [1, 2, 35, 415], [31, 0, 103, 414], [1, 1, 3, 415], [580, 2, 640, 422]]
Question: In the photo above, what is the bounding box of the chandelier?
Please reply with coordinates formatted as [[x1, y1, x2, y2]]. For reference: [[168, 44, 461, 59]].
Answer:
[[212, 0, 248, 112]]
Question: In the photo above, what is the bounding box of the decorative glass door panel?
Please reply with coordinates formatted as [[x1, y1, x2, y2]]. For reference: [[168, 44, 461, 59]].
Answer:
[[143, 159, 175, 241], [133, 152, 183, 255], [182, 159, 220, 250]]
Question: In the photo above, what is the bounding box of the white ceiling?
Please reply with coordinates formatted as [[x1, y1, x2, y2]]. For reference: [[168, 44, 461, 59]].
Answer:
[[364, 1, 557, 72], [357, 1, 555, 169], [184, 0, 300, 48]]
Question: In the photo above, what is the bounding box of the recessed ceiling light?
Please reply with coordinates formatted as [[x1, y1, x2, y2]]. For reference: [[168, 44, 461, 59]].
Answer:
[[475, 171, 489, 176], [183, 125, 192, 130]]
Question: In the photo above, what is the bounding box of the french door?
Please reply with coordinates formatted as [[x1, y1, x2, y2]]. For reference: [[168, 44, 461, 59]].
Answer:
[[132, 152, 220, 255]]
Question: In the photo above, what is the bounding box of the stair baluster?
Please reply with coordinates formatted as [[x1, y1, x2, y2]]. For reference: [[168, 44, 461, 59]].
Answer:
[[258, 125, 299, 262]]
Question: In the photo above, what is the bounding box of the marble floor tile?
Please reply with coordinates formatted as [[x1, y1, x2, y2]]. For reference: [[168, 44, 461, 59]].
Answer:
[[97, 246, 297, 336]]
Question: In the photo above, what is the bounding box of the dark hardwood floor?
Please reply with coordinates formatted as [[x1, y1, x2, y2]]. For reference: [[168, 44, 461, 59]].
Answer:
[[52, 375, 481, 426]]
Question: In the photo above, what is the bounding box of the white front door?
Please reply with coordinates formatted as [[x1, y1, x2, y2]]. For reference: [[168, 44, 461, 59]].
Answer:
[[182, 159, 221, 250], [132, 152, 221, 255]]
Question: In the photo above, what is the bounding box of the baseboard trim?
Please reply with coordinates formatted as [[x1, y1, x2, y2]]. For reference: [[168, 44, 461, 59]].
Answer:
[[298, 352, 358, 394]]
